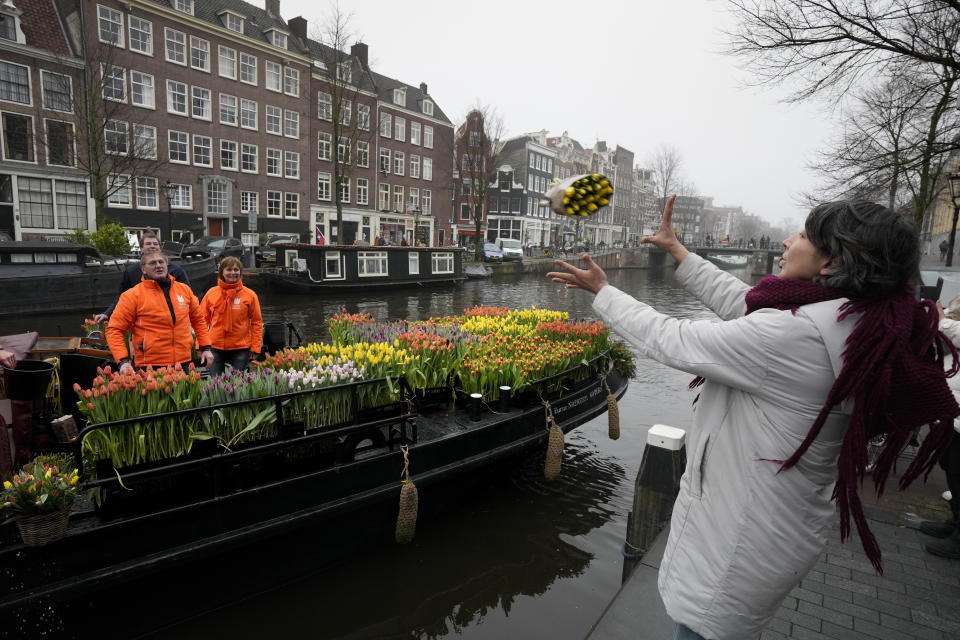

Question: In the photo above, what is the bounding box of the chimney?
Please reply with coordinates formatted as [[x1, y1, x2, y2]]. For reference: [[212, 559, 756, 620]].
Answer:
[[265, 0, 280, 18], [351, 42, 368, 68], [419, 82, 428, 95], [288, 16, 306, 40]]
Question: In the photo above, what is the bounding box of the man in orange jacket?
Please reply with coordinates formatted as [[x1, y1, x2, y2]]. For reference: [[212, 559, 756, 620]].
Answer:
[[106, 252, 214, 375]]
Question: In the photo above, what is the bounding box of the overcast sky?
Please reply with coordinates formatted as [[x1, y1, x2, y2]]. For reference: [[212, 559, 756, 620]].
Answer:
[[280, 0, 834, 228]]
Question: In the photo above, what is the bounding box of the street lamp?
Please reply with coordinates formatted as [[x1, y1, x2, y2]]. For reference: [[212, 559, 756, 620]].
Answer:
[[409, 204, 422, 245], [947, 172, 960, 267], [160, 180, 177, 243]]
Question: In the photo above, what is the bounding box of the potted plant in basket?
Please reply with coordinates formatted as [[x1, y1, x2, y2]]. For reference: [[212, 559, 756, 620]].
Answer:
[[1, 453, 80, 546]]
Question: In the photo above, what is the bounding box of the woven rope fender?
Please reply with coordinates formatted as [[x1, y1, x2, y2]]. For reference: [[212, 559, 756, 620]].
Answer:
[[395, 445, 419, 544], [544, 403, 564, 481], [604, 378, 620, 440]]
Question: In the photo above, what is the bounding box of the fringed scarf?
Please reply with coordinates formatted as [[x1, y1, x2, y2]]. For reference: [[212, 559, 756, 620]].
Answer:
[[691, 275, 960, 574]]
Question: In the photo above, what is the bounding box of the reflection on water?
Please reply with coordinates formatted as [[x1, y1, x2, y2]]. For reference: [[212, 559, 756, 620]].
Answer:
[[5, 264, 754, 639]]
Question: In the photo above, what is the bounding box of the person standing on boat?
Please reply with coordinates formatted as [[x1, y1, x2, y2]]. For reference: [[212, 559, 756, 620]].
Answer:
[[199, 257, 263, 377], [93, 231, 190, 323], [547, 196, 958, 640], [106, 252, 213, 374]]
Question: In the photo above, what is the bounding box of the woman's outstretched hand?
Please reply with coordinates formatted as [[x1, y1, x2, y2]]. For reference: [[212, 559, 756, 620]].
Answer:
[[641, 194, 689, 263], [546, 254, 609, 294]]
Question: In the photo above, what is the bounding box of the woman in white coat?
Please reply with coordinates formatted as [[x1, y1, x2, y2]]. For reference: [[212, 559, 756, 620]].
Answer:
[[548, 197, 959, 640]]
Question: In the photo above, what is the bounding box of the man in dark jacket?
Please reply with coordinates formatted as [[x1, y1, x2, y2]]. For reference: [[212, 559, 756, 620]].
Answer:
[[93, 231, 189, 322]]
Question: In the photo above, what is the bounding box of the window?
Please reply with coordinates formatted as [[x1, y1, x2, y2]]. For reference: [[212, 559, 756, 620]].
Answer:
[[489, 197, 498, 213], [165, 28, 186, 64], [356, 141, 369, 167], [410, 155, 420, 179], [410, 122, 421, 146], [408, 252, 420, 275], [133, 124, 156, 159], [317, 132, 331, 161], [460, 203, 471, 221], [283, 109, 299, 138], [18, 177, 53, 227], [265, 105, 281, 134], [325, 251, 342, 278], [104, 120, 128, 155], [358, 104, 370, 130], [337, 178, 349, 203], [422, 189, 431, 214], [130, 71, 154, 108], [317, 91, 332, 120], [284, 193, 298, 218], [393, 87, 405, 106], [265, 148, 281, 176], [223, 13, 244, 34], [98, 5, 123, 46], [218, 46, 236, 79], [56, 180, 87, 229], [265, 61, 281, 92], [190, 36, 210, 72], [240, 191, 258, 213], [2, 112, 32, 161], [424, 125, 434, 149], [423, 158, 433, 181], [136, 177, 158, 208], [41, 71, 72, 112], [128, 15, 152, 54], [378, 183, 389, 210], [394, 117, 405, 142], [166, 80, 186, 115], [317, 172, 331, 201], [268, 31, 287, 50], [358, 251, 387, 276], [393, 151, 404, 176], [409, 187, 419, 208], [173, 0, 194, 15], [168, 130, 188, 163], [219, 94, 237, 125], [379, 148, 390, 174], [470, 131, 481, 148], [240, 98, 257, 129], [206, 181, 228, 215], [191, 86, 211, 120], [46, 120, 75, 166], [102, 65, 125, 102], [0, 11, 16, 42], [432, 252, 453, 274], [107, 173, 131, 206], [241, 143, 257, 172], [0, 61, 29, 104], [169, 184, 191, 208], [422, 99, 434, 116], [356, 178, 368, 205], [192, 134, 211, 166], [380, 112, 391, 137], [336, 61, 351, 83], [267, 190, 281, 217], [284, 151, 299, 178], [337, 136, 350, 164], [393, 185, 403, 212], [220, 140, 237, 170], [239, 52, 257, 84], [283, 67, 299, 96], [338, 100, 351, 126]]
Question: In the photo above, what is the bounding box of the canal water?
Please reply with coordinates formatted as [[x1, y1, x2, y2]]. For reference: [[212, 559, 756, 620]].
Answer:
[[1, 263, 753, 639]]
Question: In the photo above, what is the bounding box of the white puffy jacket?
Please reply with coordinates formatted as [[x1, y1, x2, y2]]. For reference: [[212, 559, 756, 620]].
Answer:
[[592, 254, 856, 640]]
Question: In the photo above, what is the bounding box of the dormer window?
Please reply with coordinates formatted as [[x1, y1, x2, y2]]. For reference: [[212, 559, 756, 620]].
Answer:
[[172, 0, 193, 15], [336, 61, 352, 84], [422, 99, 434, 116], [0, 3, 23, 45], [393, 87, 405, 106], [266, 29, 287, 49], [220, 12, 244, 34]]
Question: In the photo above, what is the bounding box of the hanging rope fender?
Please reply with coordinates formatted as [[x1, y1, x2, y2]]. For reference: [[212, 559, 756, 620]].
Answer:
[[544, 401, 564, 481], [395, 444, 419, 544], [604, 377, 620, 440]]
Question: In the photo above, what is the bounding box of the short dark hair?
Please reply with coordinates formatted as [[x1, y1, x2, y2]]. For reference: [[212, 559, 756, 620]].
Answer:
[[141, 230, 159, 241], [805, 200, 919, 299]]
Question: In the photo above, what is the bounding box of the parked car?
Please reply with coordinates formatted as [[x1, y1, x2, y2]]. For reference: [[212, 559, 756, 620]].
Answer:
[[495, 238, 523, 262], [482, 243, 503, 263], [255, 233, 300, 267], [184, 235, 244, 262]]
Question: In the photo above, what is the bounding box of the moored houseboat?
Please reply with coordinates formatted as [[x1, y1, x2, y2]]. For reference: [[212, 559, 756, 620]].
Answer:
[[260, 244, 466, 292]]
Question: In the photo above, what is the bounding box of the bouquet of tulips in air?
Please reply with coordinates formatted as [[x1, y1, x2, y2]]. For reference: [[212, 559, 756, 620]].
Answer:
[[541, 173, 613, 217]]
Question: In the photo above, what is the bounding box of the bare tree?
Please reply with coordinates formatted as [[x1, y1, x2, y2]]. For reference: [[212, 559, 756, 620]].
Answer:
[[455, 105, 505, 261], [648, 144, 684, 202]]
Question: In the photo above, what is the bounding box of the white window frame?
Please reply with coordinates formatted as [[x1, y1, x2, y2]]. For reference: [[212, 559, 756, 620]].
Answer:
[[284, 150, 299, 179], [283, 109, 299, 138], [168, 129, 189, 164], [408, 252, 419, 275], [191, 86, 211, 120], [423, 157, 433, 181], [283, 67, 299, 96], [40, 70, 72, 113], [240, 98, 257, 130], [190, 36, 210, 72], [356, 178, 368, 205], [379, 148, 391, 174], [317, 172, 331, 201], [107, 173, 131, 207], [101, 65, 126, 103], [133, 123, 157, 159], [266, 190, 281, 217], [265, 61, 282, 92], [218, 45, 237, 79], [358, 103, 370, 131], [393, 185, 404, 212], [337, 177, 350, 204], [337, 61, 352, 83], [324, 251, 343, 279], [220, 139, 237, 171], [337, 136, 350, 164], [2, 111, 35, 162], [358, 251, 388, 277], [284, 192, 299, 219], [393, 87, 405, 106], [265, 104, 281, 135], [192, 134, 212, 167], [318, 91, 332, 120], [424, 125, 434, 149], [317, 132, 331, 161], [170, 184, 192, 208], [0, 61, 30, 106], [380, 112, 391, 138], [422, 99, 434, 116], [410, 154, 420, 179], [128, 15, 153, 55], [240, 190, 258, 214], [98, 5, 124, 47], [223, 12, 244, 34], [394, 117, 405, 142], [130, 70, 155, 109], [164, 28, 186, 65], [393, 151, 404, 176], [265, 147, 281, 176], [219, 93, 237, 125], [268, 31, 287, 50], [166, 79, 187, 115], [241, 142, 257, 173], [431, 252, 453, 274], [104, 119, 128, 155], [136, 176, 159, 209], [410, 122, 421, 146], [173, 0, 194, 15], [356, 140, 369, 168], [239, 52, 257, 85]]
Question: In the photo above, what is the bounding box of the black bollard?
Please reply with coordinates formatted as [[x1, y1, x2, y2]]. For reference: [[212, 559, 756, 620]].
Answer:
[[469, 393, 482, 421], [622, 424, 686, 584], [498, 385, 511, 412]]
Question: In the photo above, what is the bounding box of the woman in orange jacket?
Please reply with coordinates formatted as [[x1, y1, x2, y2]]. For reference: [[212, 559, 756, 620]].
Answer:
[[200, 257, 263, 377]]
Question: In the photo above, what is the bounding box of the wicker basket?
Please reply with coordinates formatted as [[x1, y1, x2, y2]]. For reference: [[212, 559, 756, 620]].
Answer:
[[16, 508, 70, 547]]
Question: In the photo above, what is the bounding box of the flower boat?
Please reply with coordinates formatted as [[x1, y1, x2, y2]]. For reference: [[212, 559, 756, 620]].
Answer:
[[0, 306, 632, 634]]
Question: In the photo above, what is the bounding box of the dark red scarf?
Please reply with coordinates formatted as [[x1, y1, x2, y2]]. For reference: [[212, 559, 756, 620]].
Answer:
[[694, 275, 959, 573]]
